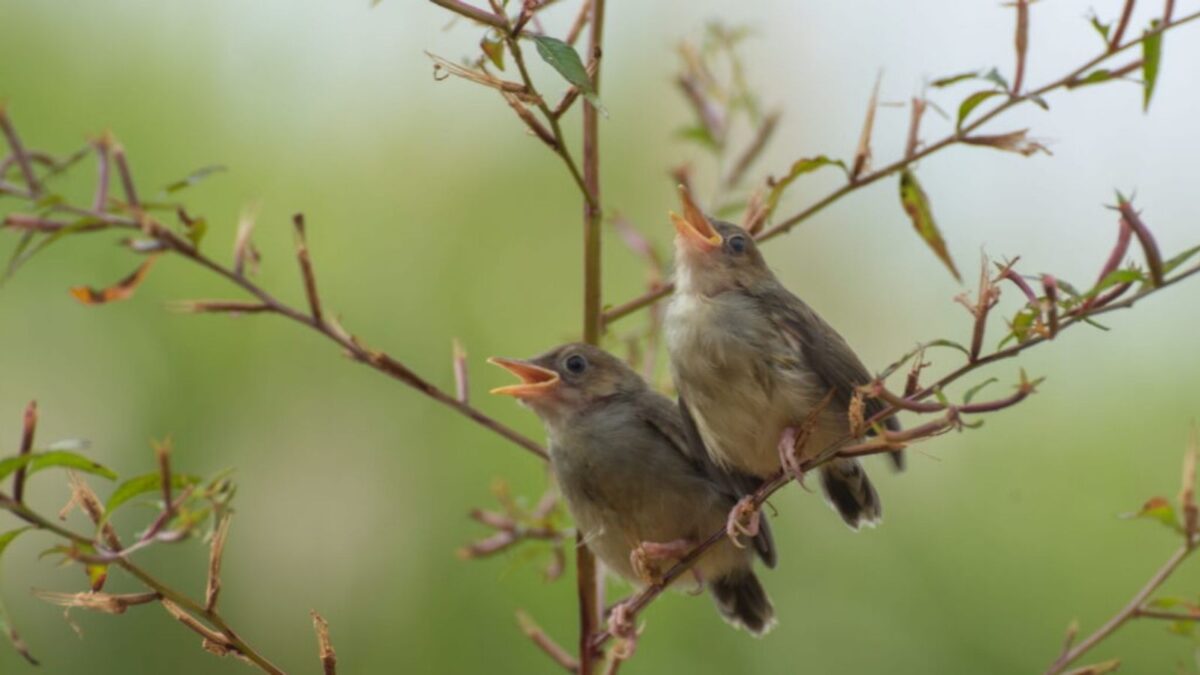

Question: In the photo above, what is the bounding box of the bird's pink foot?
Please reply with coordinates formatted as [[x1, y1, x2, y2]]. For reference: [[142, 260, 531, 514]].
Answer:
[[725, 495, 761, 548], [607, 600, 638, 649], [630, 539, 693, 584], [778, 426, 811, 488]]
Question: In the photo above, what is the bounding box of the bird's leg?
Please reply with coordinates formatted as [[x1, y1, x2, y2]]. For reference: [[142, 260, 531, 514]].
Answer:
[[630, 538, 693, 584], [725, 495, 761, 547], [778, 426, 811, 489]]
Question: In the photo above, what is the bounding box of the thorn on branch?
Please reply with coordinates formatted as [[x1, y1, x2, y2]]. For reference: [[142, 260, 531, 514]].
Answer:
[[452, 338, 470, 404], [292, 213, 324, 324], [311, 611, 338, 675], [850, 71, 882, 182], [206, 513, 232, 612], [12, 400, 37, 503], [111, 139, 140, 209], [233, 204, 261, 277], [904, 97, 927, 159], [1012, 0, 1030, 95], [92, 133, 112, 213]]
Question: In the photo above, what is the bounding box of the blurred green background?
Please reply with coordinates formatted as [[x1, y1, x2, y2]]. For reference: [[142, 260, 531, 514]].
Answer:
[[2, 1, 1199, 673]]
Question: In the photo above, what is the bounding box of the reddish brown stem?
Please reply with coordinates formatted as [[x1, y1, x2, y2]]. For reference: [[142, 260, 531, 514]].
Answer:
[[12, 401, 37, 503], [292, 213, 324, 324], [1110, 0, 1137, 50], [1013, 0, 1029, 95], [1118, 201, 1164, 286], [0, 108, 41, 197]]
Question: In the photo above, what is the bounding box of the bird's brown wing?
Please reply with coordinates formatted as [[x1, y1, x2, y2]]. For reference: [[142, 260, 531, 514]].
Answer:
[[670, 394, 777, 568], [754, 287, 905, 470]]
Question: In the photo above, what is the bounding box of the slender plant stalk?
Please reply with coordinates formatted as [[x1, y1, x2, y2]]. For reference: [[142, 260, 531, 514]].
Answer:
[[1045, 540, 1195, 674], [576, 2, 607, 671]]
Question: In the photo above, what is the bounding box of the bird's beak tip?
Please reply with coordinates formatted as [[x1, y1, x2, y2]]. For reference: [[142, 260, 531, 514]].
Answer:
[[487, 357, 560, 398]]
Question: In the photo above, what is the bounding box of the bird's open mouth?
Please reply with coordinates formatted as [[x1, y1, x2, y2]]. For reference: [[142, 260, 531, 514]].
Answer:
[[487, 357, 560, 398], [671, 184, 722, 251]]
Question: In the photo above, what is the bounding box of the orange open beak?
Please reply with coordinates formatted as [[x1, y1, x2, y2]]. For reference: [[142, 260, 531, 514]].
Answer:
[[671, 184, 722, 252], [487, 357, 560, 398]]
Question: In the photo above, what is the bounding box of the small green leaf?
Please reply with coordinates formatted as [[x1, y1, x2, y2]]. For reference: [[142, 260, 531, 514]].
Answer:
[[0, 451, 117, 483], [1164, 245, 1200, 275], [481, 33, 505, 70], [925, 339, 971, 356], [767, 155, 848, 215], [674, 125, 718, 151], [163, 164, 226, 195], [957, 90, 1003, 130], [981, 68, 1009, 90], [105, 472, 203, 516], [0, 528, 32, 560], [1028, 94, 1050, 110], [1142, 20, 1162, 112], [1122, 496, 1181, 532], [1089, 268, 1145, 297], [898, 169, 960, 281], [930, 70, 980, 88], [185, 217, 208, 248], [1069, 69, 1112, 88], [963, 378, 999, 404], [532, 36, 601, 111], [1089, 14, 1111, 43]]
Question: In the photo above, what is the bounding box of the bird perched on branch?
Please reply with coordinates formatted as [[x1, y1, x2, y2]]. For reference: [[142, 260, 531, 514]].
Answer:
[[664, 186, 902, 534], [489, 343, 777, 635]]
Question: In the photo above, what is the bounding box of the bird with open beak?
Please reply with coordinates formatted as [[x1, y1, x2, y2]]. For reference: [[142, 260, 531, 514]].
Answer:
[[665, 186, 903, 534], [489, 343, 777, 635]]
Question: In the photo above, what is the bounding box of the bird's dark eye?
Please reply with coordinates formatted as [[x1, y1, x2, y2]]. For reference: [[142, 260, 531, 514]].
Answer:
[[728, 235, 748, 254], [564, 354, 587, 374]]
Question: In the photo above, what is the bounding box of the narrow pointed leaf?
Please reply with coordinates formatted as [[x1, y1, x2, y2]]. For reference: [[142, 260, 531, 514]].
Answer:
[[1142, 20, 1162, 111], [532, 36, 601, 110], [898, 169, 960, 281], [957, 90, 1002, 130], [0, 528, 32, 559], [162, 164, 226, 195], [0, 451, 117, 483], [105, 472, 203, 516], [766, 156, 848, 215]]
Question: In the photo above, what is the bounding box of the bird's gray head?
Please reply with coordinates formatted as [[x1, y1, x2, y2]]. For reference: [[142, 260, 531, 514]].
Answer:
[[670, 186, 771, 296], [488, 343, 645, 427]]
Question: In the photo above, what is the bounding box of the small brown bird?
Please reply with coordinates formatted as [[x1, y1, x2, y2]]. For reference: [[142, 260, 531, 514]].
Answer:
[[489, 343, 777, 634], [664, 188, 902, 531]]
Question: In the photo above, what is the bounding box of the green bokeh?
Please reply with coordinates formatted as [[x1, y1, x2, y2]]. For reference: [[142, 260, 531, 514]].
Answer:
[[2, 1, 1200, 673]]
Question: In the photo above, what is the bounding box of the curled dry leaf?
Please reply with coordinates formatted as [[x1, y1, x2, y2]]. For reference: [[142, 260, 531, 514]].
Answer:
[[962, 129, 1051, 156], [33, 590, 158, 615], [70, 256, 159, 305]]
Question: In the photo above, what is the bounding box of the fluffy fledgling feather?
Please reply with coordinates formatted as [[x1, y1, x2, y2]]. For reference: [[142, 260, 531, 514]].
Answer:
[[490, 343, 776, 633], [665, 204, 901, 529]]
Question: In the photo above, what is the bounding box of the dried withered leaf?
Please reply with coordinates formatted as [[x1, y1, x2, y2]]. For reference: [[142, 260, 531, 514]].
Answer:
[[70, 256, 159, 305]]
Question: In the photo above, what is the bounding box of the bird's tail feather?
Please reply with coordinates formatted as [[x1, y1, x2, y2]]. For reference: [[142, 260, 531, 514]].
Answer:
[[819, 458, 881, 529], [709, 569, 775, 636]]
